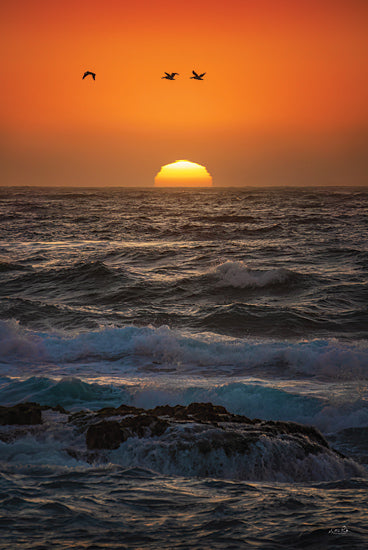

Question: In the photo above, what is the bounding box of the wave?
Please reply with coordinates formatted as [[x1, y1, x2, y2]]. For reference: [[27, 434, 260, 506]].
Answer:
[[17, 260, 125, 285], [2, 258, 303, 293], [0, 376, 130, 410], [128, 222, 283, 241], [0, 261, 131, 305], [0, 297, 101, 331], [198, 214, 258, 223], [0, 402, 365, 481], [0, 261, 31, 273], [212, 261, 298, 288], [1, 375, 367, 434], [192, 303, 338, 339], [1, 321, 367, 382], [287, 215, 333, 225], [111, 424, 364, 482], [0, 319, 45, 361]]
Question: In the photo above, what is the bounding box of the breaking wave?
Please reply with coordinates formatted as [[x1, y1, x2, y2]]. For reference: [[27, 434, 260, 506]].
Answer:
[[1, 320, 367, 381], [1, 375, 367, 434], [1, 321, 368, 434], [0, 404, 365, 482], [212, 261, 298, 288]]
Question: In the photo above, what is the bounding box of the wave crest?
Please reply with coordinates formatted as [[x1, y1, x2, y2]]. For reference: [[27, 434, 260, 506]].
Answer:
[[1, 321, 368, 383], [213, 261, 296, 288]]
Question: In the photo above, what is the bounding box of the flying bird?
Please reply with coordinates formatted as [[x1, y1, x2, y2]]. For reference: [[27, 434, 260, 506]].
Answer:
[[82, 71, 96, 80], [162, 72, 179, 80], [190, 70, 206, 80]]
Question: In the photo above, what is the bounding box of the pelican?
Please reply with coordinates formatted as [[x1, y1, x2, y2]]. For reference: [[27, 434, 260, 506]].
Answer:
[[162, 72, 179, 80], [190, 70, 206, 80], [82, 71, 96, 80]]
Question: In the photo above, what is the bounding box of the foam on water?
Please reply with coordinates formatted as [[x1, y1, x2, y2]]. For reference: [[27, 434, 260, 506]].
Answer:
[[1, 374, 367, 434], [110, 424, 365, 482], [0, 408, 365, 482], [213, 261, 297, 288], [0, 188, 368, 547], [1, 320, 367, 381], [1, 319, 367, 435]]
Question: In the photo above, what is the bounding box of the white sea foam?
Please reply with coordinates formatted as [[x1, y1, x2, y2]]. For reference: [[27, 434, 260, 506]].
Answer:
[[213, 261, 295, 288], [1, 321, 367, 381], [0, 411, 365, 482], [0, 319, 45, 361], [1, 320, 367, 432], [112, 424, 365, 482], [1, 374, 367, 434]]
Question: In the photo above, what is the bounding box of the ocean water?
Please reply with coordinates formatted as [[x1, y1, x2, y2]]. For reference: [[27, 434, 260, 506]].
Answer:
[[0, 186, 367, 548]]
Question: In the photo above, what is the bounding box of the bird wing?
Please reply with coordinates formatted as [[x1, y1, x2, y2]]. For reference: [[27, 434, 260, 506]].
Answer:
[[165, 72, 171, 77], [82, 72, 88, 79], [192, 70, 199, 77], [92, 73, 96, 80], [200, 73, 206, 78]]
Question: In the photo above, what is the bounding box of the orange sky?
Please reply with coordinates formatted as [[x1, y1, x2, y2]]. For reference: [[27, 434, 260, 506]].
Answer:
[[1, 0, 367, 186]]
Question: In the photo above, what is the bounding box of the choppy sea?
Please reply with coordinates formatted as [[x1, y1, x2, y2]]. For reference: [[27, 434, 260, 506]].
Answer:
[[0, 186, 367, 549]]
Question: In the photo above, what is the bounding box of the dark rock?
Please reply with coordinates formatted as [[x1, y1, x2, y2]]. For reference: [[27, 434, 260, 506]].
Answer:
[[120, 414, 169, 438], [40, 404, 68, 415], [150, 404, 181, 417], [95, 404, 144, 418], [94, 407, 121, 418], [0, 402, 42, 425], [76, 401, 332, 457], [68, 410, 95, 430], [86, 420, 126, 450], [51, 404, 68, 415], [117, 404, 144, 415], [149, 402, 252, 424], [1, 400, 360, 480], [186, 402, 228, 421], [196, 430, 257, 457]]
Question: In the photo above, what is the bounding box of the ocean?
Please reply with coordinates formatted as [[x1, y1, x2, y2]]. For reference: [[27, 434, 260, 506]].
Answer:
[[0, 186, 367, 549]]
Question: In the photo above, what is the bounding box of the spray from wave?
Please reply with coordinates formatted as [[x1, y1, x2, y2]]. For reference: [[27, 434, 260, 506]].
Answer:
[[1, 320, 367, 381], [212, 261, 298, 288]]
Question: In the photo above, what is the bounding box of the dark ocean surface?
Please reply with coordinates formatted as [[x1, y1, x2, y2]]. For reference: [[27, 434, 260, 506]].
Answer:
[[0, 186, 367, 548]]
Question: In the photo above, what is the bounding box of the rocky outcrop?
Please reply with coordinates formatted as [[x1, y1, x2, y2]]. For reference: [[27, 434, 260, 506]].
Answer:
[[86, 420, 126, 450], [0, 401, 364, 482], [85, 415, 170, 450], [66, 401, 331, 456], [0, 401, 331, 454], [0, 402, 68, 426], [0, 402, 43, 425]]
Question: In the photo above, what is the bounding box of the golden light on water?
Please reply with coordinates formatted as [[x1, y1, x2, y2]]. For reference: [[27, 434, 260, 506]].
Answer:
[[154, 160, 213, 187]]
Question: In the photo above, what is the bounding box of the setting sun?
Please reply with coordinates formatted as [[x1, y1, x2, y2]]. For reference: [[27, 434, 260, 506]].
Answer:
[[154, 160, 213, 187]]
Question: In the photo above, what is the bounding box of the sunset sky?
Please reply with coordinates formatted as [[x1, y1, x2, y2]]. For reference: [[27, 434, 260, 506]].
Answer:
[[1, 0, 367, 187]]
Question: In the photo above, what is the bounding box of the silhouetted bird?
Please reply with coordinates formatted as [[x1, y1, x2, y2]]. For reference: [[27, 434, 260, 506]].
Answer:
[[190, 70, 206, 80], [83, 71, 96, 80], [162, 72, 179, 80]]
